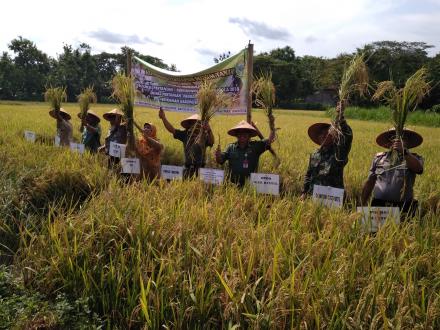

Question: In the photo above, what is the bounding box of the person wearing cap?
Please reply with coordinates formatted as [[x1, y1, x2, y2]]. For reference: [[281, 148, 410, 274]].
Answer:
[[301, 102, 353, 199], [361, 129, 424, 216], [49, 108, 72, 147], [215, 120, 275, 186], [80, 110, 101, 153], [136, 122, 163, 180], [158, 108, 214, 178]]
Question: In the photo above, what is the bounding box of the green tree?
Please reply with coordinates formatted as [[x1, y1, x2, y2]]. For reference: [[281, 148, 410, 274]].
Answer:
[[7, 36, 50, 100]]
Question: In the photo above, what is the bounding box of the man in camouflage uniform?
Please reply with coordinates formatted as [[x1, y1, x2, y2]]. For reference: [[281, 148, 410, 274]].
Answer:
[[301, 102, 353, 198], [100, 108, 127, 169], [361, 128, 424, 216], [49, 108, 73, 147], [159, 108, 214, 179]]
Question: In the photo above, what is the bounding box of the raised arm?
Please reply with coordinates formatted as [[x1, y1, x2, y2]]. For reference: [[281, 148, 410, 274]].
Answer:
[[158, 108, 176, 135]]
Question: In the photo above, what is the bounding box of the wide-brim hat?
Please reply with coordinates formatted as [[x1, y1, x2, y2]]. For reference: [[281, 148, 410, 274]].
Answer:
[[77, 110, 100, 123], [103, 108, 124, 121], [376, 128, 423, 149], [308, 123, 331, 145], [49, 108, 71, 120], [180, 114, 201, 129], [227, 120, 258, 137]]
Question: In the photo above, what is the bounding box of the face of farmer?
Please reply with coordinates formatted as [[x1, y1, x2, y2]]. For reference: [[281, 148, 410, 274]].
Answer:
[[109, 115, 121, 126], [143, 123, 152, 137], [319, 130, 334, 147], [236, 130, 251, 146]]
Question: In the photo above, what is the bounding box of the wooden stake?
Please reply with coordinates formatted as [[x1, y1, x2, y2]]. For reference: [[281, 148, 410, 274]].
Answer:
[[246, 42, 254, 123]]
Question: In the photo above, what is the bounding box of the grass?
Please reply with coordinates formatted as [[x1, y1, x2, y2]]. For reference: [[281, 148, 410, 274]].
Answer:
[[1, 102, 440, 328]]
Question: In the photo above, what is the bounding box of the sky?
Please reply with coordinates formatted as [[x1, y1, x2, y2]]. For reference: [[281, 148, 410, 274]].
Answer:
[[1, 0, 439, 73]]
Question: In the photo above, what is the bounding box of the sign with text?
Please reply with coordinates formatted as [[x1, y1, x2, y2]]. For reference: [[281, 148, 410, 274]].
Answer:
[[54, 135, 60, 147], [132, 47, 249, 115], [24, 131, 36, 143], [70, 142, 85, 154], [250, 173, 280, 195], [199, 168, 225, 185], [357, 207, 400, 232], [312, 185, 344, 208], [161, 165, 184, 181], [121, 158, 141, 174], [109, 142, 126, 158]]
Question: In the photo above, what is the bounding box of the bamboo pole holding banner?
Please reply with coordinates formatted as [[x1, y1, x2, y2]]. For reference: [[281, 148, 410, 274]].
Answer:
[[246, 42, 254, 123]]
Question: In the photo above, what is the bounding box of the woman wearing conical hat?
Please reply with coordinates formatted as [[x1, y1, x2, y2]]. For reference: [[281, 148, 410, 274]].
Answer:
[[301, 102, 353, 199], [49, 108, 72, 147], [158, 107, 214, 179], [79, 110, 101, 153], [361, 128, 424, 216], [136, 122, 163, 181], [215, 120, 275, 186]]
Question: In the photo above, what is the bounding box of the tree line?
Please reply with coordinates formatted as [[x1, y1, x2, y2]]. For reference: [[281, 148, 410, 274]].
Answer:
[[1, 37, 439, 110]]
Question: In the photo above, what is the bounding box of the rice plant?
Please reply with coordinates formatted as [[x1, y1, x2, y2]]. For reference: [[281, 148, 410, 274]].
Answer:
[[77, 86, 97, 120], [44, 86, 67, 115], [372, 67, 431, 140], [195, 80, 232, 147], [111, 73, 136, 155]]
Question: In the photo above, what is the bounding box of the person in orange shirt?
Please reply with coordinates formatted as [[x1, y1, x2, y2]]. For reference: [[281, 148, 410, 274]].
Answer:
[[136, 122, 163, 181]]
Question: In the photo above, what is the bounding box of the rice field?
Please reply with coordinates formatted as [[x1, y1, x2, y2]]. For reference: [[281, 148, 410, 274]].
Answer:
[[1, 101, 440, 329]]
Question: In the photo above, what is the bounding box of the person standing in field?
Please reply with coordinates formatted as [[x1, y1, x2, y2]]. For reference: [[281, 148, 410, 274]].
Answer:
[[301, 102, 353, 199], [100, 108, 127, 168], [80, 110, 101, 153], [158, 108, 214, 179], [215, 120, 275, 186], [361, 128, 424, 217], [49, 108, 72, 147], [136, 122, 163, 181]]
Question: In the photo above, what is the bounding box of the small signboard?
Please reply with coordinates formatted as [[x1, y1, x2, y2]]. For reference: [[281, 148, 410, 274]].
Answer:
[[70, 142, 85, 154], [357, 207, 400, 232], [161, 165, 184, 181], [109, 142, 126, 158], [250, 173, 280, 195], [121, 158, 141, 174], [199, 168, 225, 185], [312, 185, 344, 208], [54, 135, 61, 147], [24, 131, 36, 143]]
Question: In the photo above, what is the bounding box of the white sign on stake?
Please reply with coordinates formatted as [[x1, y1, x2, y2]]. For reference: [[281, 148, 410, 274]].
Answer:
[[70, 142, 85, 154], [250, 173, 280, 195], [312, 185, 345, 208], [109, 142, 126, 158], [357, 207, 400, 233], [199, 168, 225, 185], [54, 135, 61, 147], [121, 158, 141, 174], [161, 165, 184, 181], [24, 131, 36, 143]]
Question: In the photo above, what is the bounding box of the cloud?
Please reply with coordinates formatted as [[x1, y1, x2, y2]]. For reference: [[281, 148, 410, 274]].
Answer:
[[86, 29, 161, 45], [305, 35, 318, 44], [195, 48, 219, 58], [228, 17, 291, 41]]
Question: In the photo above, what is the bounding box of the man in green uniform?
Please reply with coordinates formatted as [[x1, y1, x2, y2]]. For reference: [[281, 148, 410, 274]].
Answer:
[[159, 108, 214, 178], [361, 128, 424, 217], [215, 120, 275, 186], [301, 102, 353, 199]]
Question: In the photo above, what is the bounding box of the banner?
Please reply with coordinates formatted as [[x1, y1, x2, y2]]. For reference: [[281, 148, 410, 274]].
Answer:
[[132, 48, 249, 114]]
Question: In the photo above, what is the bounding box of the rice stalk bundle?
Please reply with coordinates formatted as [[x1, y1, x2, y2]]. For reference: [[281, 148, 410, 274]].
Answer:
[[77, 86, 97, 120], [252, 71, 276, 134], [195, 80, 233, 147], [372, 67, 430, 163], [44, 86, 67, 115], [252, 71, 280, 167], [111, 73, 136, 156]]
